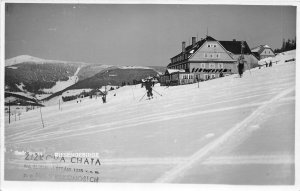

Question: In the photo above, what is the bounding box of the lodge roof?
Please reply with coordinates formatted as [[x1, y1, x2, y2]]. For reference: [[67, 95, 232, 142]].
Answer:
[[168, 36, 252, 67], [219, 40, 252, 54], [170, 36, 213, 60]]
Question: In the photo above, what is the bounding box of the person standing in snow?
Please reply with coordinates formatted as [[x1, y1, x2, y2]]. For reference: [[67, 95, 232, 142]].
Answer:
[[237, 56, 245, 78], [102, 95, 106, 103], [145, 79, 153, 99]]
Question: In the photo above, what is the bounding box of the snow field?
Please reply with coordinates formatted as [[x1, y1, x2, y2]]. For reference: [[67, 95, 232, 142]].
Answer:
[[4, 61, 296, 183]]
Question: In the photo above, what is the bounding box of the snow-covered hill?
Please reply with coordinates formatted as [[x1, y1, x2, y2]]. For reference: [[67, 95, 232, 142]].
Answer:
[[4, 59, 295, 184], [5, 55, 45, 66], [5, 55, 90, 67], [5, 55, 111, 97]]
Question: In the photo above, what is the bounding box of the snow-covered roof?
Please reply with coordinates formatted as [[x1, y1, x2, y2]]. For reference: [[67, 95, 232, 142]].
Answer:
[[119, 66, 152, 69], [251, 47, 261, 53], [62, 89, 92, 97], [166, 69, 185, 74], [251, 45, 273, 54]]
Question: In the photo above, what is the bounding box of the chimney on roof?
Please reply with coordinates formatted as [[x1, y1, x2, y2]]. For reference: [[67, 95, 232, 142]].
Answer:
[[182, 41, 186, 52], [233, 39, 236, 42], [192, 37, 196, 46]]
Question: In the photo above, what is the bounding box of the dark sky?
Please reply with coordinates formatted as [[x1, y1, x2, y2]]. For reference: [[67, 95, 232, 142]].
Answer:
[[5, 4, 296, 66]]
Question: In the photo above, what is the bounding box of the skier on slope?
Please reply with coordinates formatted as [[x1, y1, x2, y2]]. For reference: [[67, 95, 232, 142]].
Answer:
[[145, 79, 153, 99], [237, 55, 245, 78]]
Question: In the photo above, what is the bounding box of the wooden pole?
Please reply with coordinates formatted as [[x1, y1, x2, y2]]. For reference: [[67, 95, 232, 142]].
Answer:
[[39, 107, 45, 128], [8, 101, 11, 124]]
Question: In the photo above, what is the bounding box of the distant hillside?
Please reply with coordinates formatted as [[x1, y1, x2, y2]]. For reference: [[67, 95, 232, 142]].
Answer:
[[5, 62, 80, 93], [147, 66, 166, 74], [77, 64, 116, 81], [5, 56, 111, 94], [5, 55, 166, 102], [70, 67, 159, 89]]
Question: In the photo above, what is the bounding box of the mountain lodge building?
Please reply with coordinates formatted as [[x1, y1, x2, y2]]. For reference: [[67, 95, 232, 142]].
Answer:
[[160, 36, 258, 86]]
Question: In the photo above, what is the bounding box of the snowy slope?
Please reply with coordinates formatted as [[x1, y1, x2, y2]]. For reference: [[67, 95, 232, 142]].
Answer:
[[258, 49, 296, 66], [4, 61, 295, 184], [42, 67, 81, 93]]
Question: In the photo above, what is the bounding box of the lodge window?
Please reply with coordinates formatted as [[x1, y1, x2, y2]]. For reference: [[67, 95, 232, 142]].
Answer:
[[204, 74, 209, 80], [204, 53, 208, 58], [209, 63, 215, 69], [201, 63, 205, 68], [218, 63, 224, 68], [208, 44, 216, 48], [210, 54, 213, 58]]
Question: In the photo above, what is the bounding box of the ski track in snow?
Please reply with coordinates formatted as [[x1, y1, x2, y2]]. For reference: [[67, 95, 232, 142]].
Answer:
[[6, 79, 293, 142], [155, 86, 294, 183], [6, 95, 294, 144], [5, 74, 293, 135], [6, 96, 294, 145], [5, 86, 292, 143], [6, 89, 278, 136]]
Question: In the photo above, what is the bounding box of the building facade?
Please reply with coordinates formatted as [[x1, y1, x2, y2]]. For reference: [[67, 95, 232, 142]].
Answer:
[[251, 45, 276, 60], [161, 36, 258, 85], [160, 69, 194, 86]]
